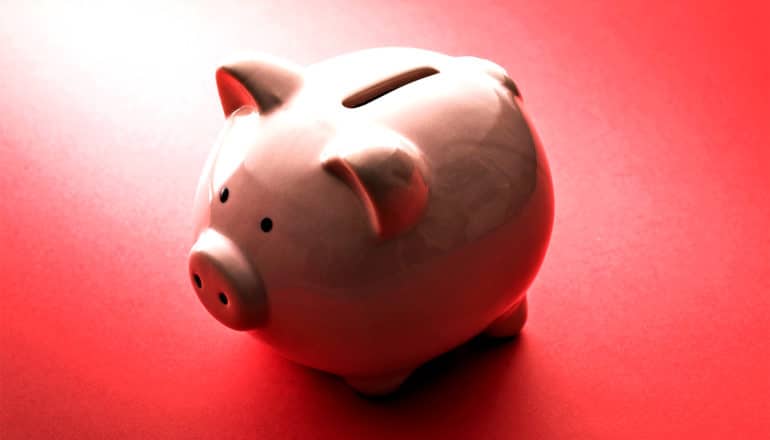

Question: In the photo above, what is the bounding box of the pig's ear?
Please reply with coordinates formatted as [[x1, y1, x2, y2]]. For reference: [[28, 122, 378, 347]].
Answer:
[[321, 130, 429, 239], [216, 54, 303, 117], [455, 56, 521, 99]]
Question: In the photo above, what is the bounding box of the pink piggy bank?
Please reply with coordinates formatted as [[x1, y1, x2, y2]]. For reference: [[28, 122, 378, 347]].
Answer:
[[188, 47, 554, 395]]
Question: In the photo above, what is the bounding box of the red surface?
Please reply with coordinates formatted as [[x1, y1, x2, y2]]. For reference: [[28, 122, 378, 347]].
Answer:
[[1, 1, 769, 438]]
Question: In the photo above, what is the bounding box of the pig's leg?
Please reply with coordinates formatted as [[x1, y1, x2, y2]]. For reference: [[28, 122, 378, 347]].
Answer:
[[484, 297, 527, 338], [343, 369, 413, 396]]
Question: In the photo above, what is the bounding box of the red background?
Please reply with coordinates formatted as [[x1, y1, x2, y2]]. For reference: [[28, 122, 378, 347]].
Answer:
[[1, 1, 769, 438]]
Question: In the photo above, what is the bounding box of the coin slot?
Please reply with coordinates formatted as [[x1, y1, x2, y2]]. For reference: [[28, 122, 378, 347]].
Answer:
[[342, 67, 439, 108]]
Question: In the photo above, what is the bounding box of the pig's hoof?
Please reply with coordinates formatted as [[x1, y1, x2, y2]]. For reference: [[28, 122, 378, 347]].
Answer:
[[484, 297, 527, 338], [344, 370, 412, 396]]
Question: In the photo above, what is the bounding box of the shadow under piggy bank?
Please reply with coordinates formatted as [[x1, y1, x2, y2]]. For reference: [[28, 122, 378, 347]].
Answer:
[[267, 333, 542, 439], [359, 333, 525, 402]]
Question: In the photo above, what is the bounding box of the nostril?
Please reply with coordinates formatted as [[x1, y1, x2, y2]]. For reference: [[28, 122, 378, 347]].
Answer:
[[218, 292, 229, 305], [260, 217, 273, 232], [193, 273, 202, 288]]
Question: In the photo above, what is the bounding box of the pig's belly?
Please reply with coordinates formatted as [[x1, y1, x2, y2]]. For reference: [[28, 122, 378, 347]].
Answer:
[[251, 169, 553, 377]]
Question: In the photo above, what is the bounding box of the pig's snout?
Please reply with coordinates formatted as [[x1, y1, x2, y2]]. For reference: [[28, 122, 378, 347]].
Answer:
[[188, 229, 266, 330]]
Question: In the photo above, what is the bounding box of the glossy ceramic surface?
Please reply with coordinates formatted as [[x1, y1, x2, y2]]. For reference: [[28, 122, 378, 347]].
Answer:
[[188, 47, 554, 394]]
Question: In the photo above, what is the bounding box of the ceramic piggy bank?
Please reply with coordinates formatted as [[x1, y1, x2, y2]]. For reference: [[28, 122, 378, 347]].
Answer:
[[188, 47, 554, 395]]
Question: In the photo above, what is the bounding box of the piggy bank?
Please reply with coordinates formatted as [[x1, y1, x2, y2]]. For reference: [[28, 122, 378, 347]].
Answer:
[[188, 47, 554, 395]]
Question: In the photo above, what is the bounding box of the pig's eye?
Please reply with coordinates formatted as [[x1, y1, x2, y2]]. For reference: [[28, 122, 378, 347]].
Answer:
[[260, 217, 273, 232], [219, 187, 229, 203]]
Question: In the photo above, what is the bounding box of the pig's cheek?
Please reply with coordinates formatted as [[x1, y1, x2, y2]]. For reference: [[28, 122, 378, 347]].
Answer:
[[191, 179, 212, 239], [191, 136, 223, 238]]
